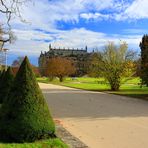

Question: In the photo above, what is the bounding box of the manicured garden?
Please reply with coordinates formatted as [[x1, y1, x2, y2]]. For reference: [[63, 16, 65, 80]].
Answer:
[[37, 77, 148, 100]]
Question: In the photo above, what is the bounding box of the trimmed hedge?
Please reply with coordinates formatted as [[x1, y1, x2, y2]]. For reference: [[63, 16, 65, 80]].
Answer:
[[0, 57, 55, 142], [0, 70, 5, 82], [0, 67, 14, 104]]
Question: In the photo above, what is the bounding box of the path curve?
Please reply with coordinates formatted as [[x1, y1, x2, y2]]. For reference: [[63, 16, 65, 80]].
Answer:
[[39, 82, 148, 148]]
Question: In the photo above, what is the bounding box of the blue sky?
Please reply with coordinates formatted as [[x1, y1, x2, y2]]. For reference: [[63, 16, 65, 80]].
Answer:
[[1, 0, 148, 66]]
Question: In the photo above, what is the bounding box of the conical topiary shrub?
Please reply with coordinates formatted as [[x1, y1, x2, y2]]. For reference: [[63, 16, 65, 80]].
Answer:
[[0, 71, 2, 83], [0, 67, 14, 104], [0, 70, 5, 82], [0, 56, 55, 142], [0, 70, 6, 101]]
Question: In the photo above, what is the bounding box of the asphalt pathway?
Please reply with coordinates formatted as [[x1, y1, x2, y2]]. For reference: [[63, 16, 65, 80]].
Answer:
[[39, 82, 148, 148]]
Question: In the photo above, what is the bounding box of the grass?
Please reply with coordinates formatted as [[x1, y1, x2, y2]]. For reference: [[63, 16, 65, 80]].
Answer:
[[37, 77, 148, 100], [37, 77, 109, 90], [110, 85, 148, 100], [0, 138, 68, 148]]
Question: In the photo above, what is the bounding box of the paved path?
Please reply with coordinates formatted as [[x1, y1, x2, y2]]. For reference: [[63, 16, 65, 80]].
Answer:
[[39, 83, 148, 148]]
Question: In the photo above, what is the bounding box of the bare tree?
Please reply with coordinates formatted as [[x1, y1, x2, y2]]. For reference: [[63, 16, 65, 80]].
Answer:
[[0, 0, 31, 49]]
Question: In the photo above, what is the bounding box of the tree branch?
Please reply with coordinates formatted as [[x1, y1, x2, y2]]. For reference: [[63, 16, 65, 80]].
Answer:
[[0, 0, 30, 49]]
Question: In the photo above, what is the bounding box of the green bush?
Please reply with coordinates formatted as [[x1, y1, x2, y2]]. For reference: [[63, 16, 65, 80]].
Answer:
[[0, 70, 5, 82], [0, 70, 6, 103], [0, 67, 14, 104], [0, 57, 55, 143]]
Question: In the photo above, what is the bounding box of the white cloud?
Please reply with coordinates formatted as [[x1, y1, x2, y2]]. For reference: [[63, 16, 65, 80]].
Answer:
[[124, 0, 148, 19], [9, 0, 131, 29], [6, 40, 48, 56], [12, 29, 54, 41], [80, 13, 110, 20], [115, 0, 148, 20], [49, 28, 106, 48], [0, 0, 145, 62], [6, 27, 142, 57], [2, 0, 148, 30]]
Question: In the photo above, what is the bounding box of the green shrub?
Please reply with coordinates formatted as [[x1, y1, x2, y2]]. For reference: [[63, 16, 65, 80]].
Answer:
[[0, 67, 14, 104], [0, 70, 6, 103], [0, 56, 55, 143], [0, 70, 5, 82]]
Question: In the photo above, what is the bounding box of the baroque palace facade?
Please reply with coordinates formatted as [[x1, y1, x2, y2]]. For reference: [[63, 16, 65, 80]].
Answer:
[[38, 44, 92, 76]]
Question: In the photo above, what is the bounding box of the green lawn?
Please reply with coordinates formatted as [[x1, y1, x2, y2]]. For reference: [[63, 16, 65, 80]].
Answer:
[[0, 138, 68, 148], [37, 77, 109, 90], [110, 85, 148, 100], [37, 77, 148, 100]]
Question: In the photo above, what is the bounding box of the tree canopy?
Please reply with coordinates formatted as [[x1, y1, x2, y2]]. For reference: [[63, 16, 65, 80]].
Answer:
[[46, 57, 76, 82], [90, 42, 136, 90]]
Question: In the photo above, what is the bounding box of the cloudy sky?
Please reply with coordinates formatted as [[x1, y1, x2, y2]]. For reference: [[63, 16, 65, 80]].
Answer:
[[1, 0, 148, 65]]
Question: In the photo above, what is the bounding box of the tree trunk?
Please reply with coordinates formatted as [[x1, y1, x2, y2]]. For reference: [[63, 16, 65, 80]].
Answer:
[[110, 83, 120, 91], [59, 76, 63, 82], [109, 79, 120, 91], [111, 85, 119, 91]]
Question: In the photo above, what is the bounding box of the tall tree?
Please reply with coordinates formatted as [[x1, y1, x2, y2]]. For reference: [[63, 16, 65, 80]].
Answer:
[[139, 35, 148, 86], [0, 57, 55, 142], [46, 57, 76, 82], [90, 42, 136, 91]]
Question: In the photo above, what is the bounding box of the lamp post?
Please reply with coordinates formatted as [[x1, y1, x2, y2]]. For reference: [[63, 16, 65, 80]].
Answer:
[[0, 48, 8, 70]]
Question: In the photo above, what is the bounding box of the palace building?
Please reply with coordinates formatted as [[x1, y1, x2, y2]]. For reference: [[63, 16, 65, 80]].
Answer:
[[38, 44, 91, 76]]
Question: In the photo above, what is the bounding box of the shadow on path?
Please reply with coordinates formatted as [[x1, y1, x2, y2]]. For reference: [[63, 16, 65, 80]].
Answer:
[[42, 88, 148, 119]]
